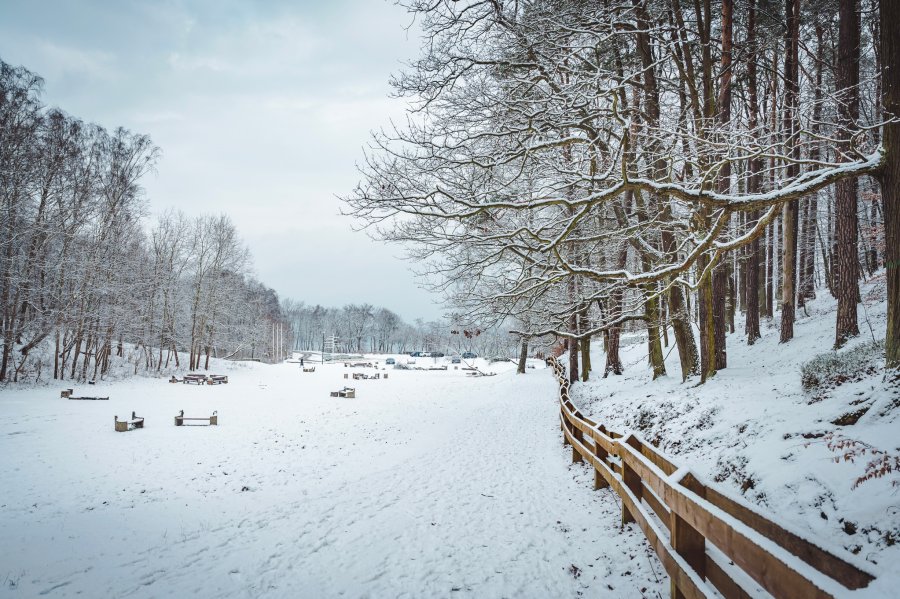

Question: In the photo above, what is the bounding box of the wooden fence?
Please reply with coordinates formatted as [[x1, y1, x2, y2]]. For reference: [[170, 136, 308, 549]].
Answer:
[[549, 357, 876, 599]]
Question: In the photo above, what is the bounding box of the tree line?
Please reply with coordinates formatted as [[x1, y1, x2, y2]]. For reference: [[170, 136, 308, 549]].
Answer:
[[0, 60, 291, 382], [283, 300, 520, 358], [345, 0, 899, 383]]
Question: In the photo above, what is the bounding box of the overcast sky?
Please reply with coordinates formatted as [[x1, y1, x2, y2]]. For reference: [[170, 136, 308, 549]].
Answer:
[[0, 0, 444, 322]]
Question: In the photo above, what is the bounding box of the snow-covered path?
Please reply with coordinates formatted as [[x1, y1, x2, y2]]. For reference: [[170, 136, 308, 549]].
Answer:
[[0, 362, 660, 598]]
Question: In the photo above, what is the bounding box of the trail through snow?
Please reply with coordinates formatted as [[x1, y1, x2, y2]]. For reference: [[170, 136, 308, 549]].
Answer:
[[0, 361, 660, 598]]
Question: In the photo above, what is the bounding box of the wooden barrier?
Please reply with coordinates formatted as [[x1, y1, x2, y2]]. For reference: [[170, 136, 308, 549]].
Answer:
[[547, 357, 875, 599]]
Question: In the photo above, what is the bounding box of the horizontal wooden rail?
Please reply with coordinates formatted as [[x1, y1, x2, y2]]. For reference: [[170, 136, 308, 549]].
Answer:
[[548, 357, 875, 599]]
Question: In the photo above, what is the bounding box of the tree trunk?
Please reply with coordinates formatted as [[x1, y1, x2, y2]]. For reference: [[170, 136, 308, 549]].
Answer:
[[880, 0, 899, 371], [580, 334, 591, 382], [780, 0, 800, 343], [669, 283, 698, 380], [835, 0, 861, 348], [517, 335, 528, 374], [713, 0, 733, 369], [746, 0, 762, 345]]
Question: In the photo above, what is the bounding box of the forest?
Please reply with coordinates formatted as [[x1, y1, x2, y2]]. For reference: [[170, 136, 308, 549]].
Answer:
[[0, 58, 288, 382], [345, 0, 898, 384]]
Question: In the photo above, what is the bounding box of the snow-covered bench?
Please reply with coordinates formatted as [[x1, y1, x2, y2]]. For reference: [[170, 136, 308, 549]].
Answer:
[[302, 366, 316, 373], [175, 410, 218, 426], [114, 412, 144, 432], [183, 374, 207, 385], [62, 388, 108, 400], [330, 387, 356, 398], [208, 375, 228, 385], [352, 372, 383, 380]]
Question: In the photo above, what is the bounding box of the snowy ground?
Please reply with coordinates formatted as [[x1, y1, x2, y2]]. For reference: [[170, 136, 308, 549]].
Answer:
[[570, 275, 899, 598], [0, 358, 664, 598]]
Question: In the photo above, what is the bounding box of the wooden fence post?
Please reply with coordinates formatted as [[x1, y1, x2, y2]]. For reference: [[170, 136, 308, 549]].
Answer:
[[620, 438, 643, 525], [572, 427, 584, 463], [670, 473, 707, 599], [593, 428, 609, 490]]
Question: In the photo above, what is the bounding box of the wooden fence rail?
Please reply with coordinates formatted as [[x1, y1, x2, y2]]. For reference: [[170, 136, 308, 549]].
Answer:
[[548, 357, 876, 599]]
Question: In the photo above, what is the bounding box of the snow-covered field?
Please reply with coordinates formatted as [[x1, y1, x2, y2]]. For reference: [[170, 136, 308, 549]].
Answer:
[[0, 358, 663, 598]]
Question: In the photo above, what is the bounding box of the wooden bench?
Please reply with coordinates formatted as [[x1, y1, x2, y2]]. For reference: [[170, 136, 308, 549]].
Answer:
[[114, 412, 144, 432], [302, 366, 316, 373], [175, 410, 218, 426], [63, 388, 108, 400], [207, 375, 228, 385], [183, 374, 208, 385], [330, 387, 356, 398]]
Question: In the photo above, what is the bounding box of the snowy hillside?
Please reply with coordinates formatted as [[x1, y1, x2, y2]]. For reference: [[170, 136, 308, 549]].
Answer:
[[568, 276, 899, 586]]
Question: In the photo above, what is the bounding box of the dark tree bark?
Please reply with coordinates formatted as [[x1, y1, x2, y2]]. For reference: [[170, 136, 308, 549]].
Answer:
[[713, 0, 733, 369], [880, 0, 899, 371], [780, 0, 801, 343], [745, 0, 762, 344], [835, 0, 861, 348]]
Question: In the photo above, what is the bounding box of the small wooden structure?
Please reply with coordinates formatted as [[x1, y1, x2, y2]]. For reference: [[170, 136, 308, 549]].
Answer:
[[352, 372, 382, 380], [175, 409, 218, 426], [63, 388, 108, 400], [302, 366, 316, 373], [330, 386, 356, 398], [208, 375, 228, 385], [114, 411, 144, 432], [169, 376, 181, 383], [183, 373, 207, 385]]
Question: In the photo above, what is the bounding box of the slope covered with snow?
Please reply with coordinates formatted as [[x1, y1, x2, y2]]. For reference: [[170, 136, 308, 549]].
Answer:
[[569, 275, 899, 593]]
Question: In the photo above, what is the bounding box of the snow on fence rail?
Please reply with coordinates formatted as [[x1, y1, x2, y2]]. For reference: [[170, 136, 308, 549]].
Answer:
[[548, 357, 876, 599]]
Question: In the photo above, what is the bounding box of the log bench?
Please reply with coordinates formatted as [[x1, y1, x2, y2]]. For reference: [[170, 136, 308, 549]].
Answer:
[[330, 387, 356, 398], [115, 412, 144, 432], [175, 410, 218, 426], [207, 375, 228, 385], [183, 374, 208, 385], [63, 388, 109, 400]]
